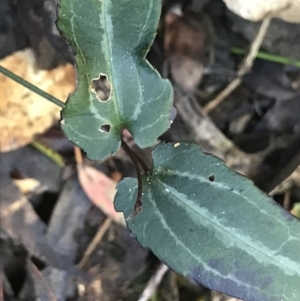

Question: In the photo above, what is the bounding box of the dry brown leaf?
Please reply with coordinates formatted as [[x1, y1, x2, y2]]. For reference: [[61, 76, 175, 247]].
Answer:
[[0, 176, 75, 271], [0, 49, 75, 152], [77, 165, 125, 225], [223, 0, 300, 23], [164, 11, 209, 92]]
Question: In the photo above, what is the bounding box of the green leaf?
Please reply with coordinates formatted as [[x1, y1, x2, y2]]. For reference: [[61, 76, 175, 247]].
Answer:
[[115, 142, 300, 301], [57, 0, 173, 160]]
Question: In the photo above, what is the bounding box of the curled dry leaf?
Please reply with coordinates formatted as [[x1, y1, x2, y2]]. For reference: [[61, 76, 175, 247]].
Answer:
[[0, 49, 75, 152], [77, 165, 125, 225]]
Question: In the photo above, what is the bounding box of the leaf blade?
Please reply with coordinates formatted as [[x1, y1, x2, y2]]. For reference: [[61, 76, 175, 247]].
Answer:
[[115, 142, 300, 301], [58, 0, 173, 160]]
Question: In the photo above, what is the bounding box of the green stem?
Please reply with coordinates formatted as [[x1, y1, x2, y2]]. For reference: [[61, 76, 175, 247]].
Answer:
[[231, 47, 300, 68], [0, 65, 65, 108], [30, 140, 65, 168]]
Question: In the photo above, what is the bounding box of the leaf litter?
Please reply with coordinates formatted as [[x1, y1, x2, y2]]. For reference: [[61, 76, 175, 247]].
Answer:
[[1, 0, 300, 300]]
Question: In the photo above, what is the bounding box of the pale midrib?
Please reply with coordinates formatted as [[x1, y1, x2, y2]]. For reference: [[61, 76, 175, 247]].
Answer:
[[145, 189, 272, 297], [64, 125, 108, 141], [129, 60, 143, 122], [136, 1, 153, 47], [69, 2, 90, 116], [122, 0, 154, 123], [139, 113, 169, 132], [102, 0, 120, 124], [158, 166, 293, 236], [70, 2, 87, 73], [130, 61, 170, 123], [154, 178, 300, 277]]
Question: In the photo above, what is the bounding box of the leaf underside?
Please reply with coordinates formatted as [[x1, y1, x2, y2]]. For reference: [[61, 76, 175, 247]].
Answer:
[[115, 142, 300, 301], [58, 0, 173, 160]]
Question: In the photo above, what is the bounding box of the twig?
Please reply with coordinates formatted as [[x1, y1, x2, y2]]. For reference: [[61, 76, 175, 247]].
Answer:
[[202, 78, 242, 114], [175, 93, 263, 177], [202, 16, 272, 114], [283, 190, 291, 210], [137, 263, 169, 301], [0, 65, 65, 108], [78, 217, 112, 269], [176, 93, 240, 158], [266, 143, 300, 194]]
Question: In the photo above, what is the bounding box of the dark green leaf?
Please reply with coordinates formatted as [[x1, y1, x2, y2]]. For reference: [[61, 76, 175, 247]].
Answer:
[[58, 0, 173, 160], [115, 142, 300, 301]]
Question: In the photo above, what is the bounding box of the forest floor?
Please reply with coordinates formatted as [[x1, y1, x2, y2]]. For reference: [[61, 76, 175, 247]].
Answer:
[[1, 0, 300, 300]]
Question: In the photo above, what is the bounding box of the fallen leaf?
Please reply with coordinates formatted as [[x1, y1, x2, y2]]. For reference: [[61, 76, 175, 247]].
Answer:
[[2, 145, 62, 192], [27, 261, 59, 301], [0, 175, 76, 272], [0, 49, 75, 152], [47, 176, 93, 262], [77, 165, 125, 225], [164, 9, 213, 92]]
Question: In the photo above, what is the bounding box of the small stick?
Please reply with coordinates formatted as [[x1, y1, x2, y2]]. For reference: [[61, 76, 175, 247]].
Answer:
[[202, 78, 242, 114], [283, 190, 291, 210], [78, 217, 112, 269], [202, 15, 272, 114], [137, 263, 169, 301]]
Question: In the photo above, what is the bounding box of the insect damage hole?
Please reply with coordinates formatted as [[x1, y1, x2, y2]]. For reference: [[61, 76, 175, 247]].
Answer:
[[208, 175, 215, 182], [99, 124, 111, 133], [90, 73, 112, 101]]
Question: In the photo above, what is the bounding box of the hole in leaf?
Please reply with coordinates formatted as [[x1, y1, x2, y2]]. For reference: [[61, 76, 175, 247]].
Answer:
[[208, 175, 215, 182], [99, 124, 111, 133], [90, 74, 112, 101]]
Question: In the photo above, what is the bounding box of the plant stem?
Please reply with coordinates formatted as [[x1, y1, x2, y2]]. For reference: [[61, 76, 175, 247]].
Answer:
[[0, 65, 65, 108], [132, 149, 151, 173], [121, 139, 144, 215]]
